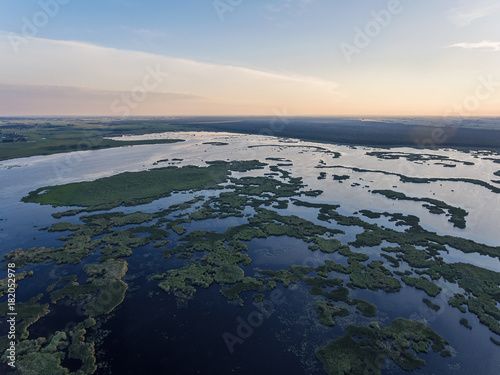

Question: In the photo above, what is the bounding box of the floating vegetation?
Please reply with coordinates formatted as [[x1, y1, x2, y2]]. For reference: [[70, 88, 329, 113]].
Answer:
[[401, 276, 442, 297], [49, 259, 128, 317], [332, 174, 350, 181], [155, 263, 214, 298], [202, 141, 229, 146], [22, 160, 267, 210], [316, 318, 448, 375], [423, 298, 440, 312], [353, 299, 377, 317], [171, 225, 187, 235], [315, 301, 349, 326], [428, 263, 500, 335], [366, 151, 474, 166], [309, 237, 343, 253], [460, 318, 472, 330], [372, 189, 468, 228], [220, 277, 263, 304], [0, 271, 33, 298], [5, 317, 98, 375], [4, 145, 500, 374], [213, 265, 245, 284], [320, 165, 500, 194], [0, 294, 50, 351]]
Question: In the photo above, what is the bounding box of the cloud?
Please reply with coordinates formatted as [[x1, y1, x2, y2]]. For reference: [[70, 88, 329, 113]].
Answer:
[[448, 41, 500, 51], [447, 2, 500, 26], [0, 84, 203, 116], [265, 0, 313, 17], [0, 31, 342, 115], [119, 26, 170, 40]]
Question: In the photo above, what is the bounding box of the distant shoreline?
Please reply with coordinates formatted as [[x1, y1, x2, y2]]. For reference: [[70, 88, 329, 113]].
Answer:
[[1, 117, 499, 162]]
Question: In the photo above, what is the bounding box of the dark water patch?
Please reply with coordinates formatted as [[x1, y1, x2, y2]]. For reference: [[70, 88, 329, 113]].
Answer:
[[98, 285, 304, 374], [245, 236, 313, 272]]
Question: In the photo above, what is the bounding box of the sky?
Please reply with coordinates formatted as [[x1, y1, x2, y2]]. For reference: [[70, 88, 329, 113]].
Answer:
[[0, 0, 499, 117]]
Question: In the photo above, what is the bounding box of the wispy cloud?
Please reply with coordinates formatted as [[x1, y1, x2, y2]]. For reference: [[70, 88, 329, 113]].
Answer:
[[264, 0, 313, 22], [119, 26, 170, 40], [0, 84, 201, 116], [448, 40, 500, 51], [447, 2, 500, 26], [266, 0, 313, 13], [0, 31, 342, 115]]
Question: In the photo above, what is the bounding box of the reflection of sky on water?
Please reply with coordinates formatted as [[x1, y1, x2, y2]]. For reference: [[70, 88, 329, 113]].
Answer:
[[0, 131, 499, 374]]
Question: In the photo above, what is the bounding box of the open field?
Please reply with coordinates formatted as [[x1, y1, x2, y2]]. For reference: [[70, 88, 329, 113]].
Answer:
[[1, 119, 500, 374], [0, 118, 184, 161], [1, 117, 500, 162]]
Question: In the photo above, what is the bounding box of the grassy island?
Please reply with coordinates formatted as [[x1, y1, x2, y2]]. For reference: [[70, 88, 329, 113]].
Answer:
[[315, 301, 349, 326], [3, 143, 500, 374], [366, 151, 475, 166], [316, 318, 448, 375], [49, 259, 128, 316], [22, 160, 266, 210], [372, 189, 468, 228]]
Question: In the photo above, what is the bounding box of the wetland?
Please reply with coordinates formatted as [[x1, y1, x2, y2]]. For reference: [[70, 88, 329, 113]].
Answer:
[[1, 118, 499, 374]]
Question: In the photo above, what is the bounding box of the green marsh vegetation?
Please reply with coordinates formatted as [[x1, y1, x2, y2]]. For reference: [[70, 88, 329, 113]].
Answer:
[[0, 271, 33, 297], [305, 200, 500, 259], [423, 298, 440, 312], [372, 189, 468, 228], [401, 276, 442, 297], [202, 141, 229, 146], [460, 318, 472, 329], [0, 295, 50, 351], [332, 174, 350, 181], [290, 198, 500, 336], [315, 301, 349, 326], [49, 259, 128, 316], [0, 313, 98, 374], [424, 262, 500, 335], [2, 152, 500, 374], [22, 160, 266, 211], [316, 318, 449, 375], [366, 151, 475, 166], [0, 118, 186, 161], [319, 165, 500, 194], [2, 117, 499, 166], [0, 318, 97, 375]]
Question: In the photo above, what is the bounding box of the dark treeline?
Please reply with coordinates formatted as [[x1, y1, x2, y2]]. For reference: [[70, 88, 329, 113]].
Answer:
[[109, 116, 500, 149]]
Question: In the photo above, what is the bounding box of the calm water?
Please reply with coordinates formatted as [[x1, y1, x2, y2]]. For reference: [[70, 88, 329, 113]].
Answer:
[[0, 132, 499, 374]]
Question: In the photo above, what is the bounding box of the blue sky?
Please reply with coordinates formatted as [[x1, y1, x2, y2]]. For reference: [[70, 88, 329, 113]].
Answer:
[[0, 0, 499, 116]]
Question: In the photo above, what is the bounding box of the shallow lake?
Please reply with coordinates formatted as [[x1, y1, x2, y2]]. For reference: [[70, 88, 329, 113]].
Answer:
[[0, 132, 499, 374]]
